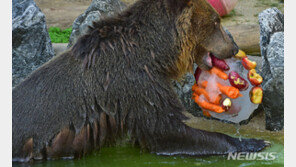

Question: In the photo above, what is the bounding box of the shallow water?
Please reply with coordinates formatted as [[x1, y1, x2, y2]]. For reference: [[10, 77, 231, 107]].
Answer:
[[13, 112, 283, 167], [13, 143, 283, 167]]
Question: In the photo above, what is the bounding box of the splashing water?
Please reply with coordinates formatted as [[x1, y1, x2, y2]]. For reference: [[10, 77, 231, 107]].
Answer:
[[234, 123, 242, 141]]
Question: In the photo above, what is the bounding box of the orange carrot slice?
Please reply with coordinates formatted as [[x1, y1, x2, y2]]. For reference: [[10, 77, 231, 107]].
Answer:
[[195, 87, 221, 104], [192, 83, 199, 92], [194, 95, 225, 113], [194, 87, 211, 102], [200, 81, 208, 88], [210, 67, 228, 80], [192, 92, 199, 99], [216, 83, 243, 99], [202, 110, 211, 117], [213, 94, 222, 105]]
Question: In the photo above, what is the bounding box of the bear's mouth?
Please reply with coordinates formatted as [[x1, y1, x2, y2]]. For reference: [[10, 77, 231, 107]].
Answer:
[[201, 52, 228, 70], [197, 51, 229, 71]]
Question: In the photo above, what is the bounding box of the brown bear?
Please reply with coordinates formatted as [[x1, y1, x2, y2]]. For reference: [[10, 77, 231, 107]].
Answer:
[[12, 0, 267, 161]]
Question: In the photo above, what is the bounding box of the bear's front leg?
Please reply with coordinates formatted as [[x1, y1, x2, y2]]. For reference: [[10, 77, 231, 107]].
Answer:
[[151, 123, 268, 156], [130, 82, 268, 156]]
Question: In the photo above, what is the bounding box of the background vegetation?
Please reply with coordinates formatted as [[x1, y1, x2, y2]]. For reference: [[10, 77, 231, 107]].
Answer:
[[48, 27, 72, 43]]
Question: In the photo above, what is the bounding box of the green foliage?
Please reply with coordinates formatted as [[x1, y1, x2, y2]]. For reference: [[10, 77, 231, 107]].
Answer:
[[223, 9, 243, 18], [48, 27, 72, 43]]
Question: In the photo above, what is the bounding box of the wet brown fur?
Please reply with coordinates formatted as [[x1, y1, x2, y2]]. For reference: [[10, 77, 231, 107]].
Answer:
[[22, 138, 33, 160], [13, 0, 265, 161]]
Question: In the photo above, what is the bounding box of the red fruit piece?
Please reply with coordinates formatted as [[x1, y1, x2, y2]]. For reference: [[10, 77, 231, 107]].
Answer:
[[248, 69, 263, 86], [210, 54, 230, 71], [242, 57, 257, 70], [194, 67, 202, 83], [221, 98, 232, 111], [249, 87, 263, 104], [228, 71, 249, 91]]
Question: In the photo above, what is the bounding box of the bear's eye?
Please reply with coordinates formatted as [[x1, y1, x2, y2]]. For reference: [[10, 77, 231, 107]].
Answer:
[[214, 21, 219, 28]]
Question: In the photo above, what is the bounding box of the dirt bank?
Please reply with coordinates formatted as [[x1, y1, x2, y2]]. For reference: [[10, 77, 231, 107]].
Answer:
[[35, 0, 284, 29]]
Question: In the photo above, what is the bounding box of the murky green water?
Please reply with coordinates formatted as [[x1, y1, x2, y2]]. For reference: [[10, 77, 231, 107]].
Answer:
[[13, 142, 283, 167], [13, 112, 283, 167]]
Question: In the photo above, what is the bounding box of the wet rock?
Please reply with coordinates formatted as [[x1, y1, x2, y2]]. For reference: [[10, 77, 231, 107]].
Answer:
[[259, 8, 284, 131], [172, 64, 203, 117], [12, 0, 55, 87], [68, 0, 126, 47]]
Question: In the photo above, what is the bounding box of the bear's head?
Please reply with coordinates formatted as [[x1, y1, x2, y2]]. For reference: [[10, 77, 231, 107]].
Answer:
[[168, 0, 238, 74]]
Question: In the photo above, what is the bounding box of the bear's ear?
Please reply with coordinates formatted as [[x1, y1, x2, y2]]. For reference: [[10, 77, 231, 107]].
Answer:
[[165, 0, 192, 14]]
